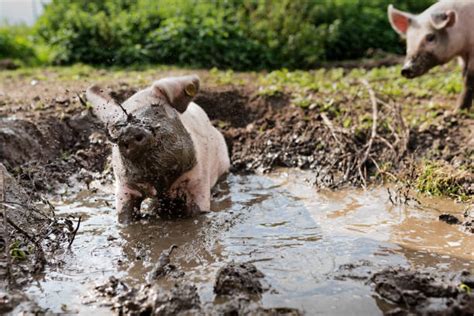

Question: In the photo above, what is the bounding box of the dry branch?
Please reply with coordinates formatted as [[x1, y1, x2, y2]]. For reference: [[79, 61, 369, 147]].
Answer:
[[358, 79, 379, 187], [68, 216, 82, 249]]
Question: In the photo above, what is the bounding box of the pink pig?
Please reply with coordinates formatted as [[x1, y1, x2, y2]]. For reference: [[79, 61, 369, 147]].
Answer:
[[388, 1, 474, 110], [86, 75, 230, 223]]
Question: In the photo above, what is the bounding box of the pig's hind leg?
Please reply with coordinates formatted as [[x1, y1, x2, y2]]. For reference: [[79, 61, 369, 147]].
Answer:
[[457, 60, 474, 111], [115, 184, 144, 223]]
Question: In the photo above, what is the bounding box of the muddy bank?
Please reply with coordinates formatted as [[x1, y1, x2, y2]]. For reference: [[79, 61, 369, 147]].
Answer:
[[1, 80, 472, 196], [197, 87, 473, 196], [0, 112, 109, 196], [0, 164, 77, 313]]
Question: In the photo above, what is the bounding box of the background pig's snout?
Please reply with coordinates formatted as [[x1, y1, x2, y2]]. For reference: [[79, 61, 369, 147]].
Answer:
[[401, 65, 415, 78], [118, 126, 152, 156]]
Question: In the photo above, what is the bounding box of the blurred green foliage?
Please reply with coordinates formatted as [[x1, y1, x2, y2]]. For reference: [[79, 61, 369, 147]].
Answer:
[[4, 0, 436, 69], [0, 25, 38, 65]]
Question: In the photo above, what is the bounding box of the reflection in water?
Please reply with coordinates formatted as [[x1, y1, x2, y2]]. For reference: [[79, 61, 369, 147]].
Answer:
[[25, 169, 473, 315]]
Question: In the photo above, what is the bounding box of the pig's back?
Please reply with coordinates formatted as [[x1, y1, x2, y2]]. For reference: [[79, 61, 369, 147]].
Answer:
[[179, 102, 230, 185]]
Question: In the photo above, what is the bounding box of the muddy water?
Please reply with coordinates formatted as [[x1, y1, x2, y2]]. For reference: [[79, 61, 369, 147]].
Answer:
[[25, 169, 473, 315]]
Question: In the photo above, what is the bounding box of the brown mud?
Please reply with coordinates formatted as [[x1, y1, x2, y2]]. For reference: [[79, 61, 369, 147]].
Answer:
[[0, 70, 473, 314], [0, 75, 472, 192], [0, 164, 77, 314], [371, 267, 474, 315], [94, 259, 294, 316]]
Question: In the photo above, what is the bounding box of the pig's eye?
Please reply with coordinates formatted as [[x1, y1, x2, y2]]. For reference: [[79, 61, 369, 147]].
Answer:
[[425, 33, 436, 43], [135, 134, 144, 142]]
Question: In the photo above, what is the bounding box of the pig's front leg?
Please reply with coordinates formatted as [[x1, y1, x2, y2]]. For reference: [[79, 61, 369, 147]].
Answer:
[[456, 63, 474, 111], [187, 180, 211, 215], [115, 184, 144, 223]]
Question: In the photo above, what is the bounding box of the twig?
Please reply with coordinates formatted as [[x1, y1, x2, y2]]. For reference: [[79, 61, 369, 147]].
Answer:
[[6, 218, 35, 243], [148, 244, 178, 281], [375, 135, 395, 153], [321, 113, 343, 146], [0, 168, 10, 286], [387, 188, 395, 205], [369, 157, 397, 181], [68, 216, 82, 249], [76, 92, 88, 107], [359, 79, 379, 187]]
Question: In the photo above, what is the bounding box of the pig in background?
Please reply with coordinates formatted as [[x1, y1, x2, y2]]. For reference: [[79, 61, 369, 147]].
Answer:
[[86, 75, 230, 223], [388, 0, 474, 111]]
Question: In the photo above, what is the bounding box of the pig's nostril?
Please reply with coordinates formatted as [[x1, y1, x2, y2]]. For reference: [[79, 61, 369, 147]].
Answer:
[[401, 68, 413, 78]]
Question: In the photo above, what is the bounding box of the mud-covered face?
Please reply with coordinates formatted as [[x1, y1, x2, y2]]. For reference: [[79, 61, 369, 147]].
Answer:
[[107, 101, 195, 167], [86, 75, 201, 190], [402, 25, 445, 78], [388, 5, 457, 79]]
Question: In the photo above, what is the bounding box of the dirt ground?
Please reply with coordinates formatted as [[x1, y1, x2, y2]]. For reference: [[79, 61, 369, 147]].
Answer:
[[0, 64, 473, 314]]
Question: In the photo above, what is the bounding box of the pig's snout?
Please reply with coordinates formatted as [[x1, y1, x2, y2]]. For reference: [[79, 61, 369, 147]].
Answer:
[[118, 126, 153, 157], [401, 64, 416, 79]]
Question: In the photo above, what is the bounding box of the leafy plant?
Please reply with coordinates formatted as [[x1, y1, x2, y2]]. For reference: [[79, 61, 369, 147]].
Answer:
[[31, 0, 436, 69]]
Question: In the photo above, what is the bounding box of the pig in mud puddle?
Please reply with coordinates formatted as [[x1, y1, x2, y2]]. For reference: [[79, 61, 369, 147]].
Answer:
[[86, 75, 230, 223], [22, 169, 473, 315], [388, 0, 474, 111]]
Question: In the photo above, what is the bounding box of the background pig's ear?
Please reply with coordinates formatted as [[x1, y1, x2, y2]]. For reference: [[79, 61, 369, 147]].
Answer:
[[430, 11, 456, 30], [153, 75, 200, 113], [86, 85, 127, 123], [388, 5, 413, 36]]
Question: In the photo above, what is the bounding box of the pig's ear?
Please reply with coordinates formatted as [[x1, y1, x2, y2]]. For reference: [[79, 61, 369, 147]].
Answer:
[[153, 75, 200, 113], [430, 11, 456, 30], [388, 5, 413, 36], [86, 85, 127, 123]]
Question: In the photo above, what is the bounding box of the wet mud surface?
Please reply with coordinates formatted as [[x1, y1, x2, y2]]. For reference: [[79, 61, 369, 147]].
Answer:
[[371, 267, 474, 315], [6, 171, 470, 315], [0, 74, 473, 314]]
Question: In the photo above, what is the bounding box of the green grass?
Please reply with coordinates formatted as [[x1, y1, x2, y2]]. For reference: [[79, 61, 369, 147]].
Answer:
[[0, 61, 464, 132], [416, 160, 472, 202]]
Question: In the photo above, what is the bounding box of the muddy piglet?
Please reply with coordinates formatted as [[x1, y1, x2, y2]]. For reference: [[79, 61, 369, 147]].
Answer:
[[388, 1, 474, 110], [86, 75, 230, 223]]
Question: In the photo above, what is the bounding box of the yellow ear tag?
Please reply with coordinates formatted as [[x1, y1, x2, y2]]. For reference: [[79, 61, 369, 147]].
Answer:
[[184, 84, 197, 97]]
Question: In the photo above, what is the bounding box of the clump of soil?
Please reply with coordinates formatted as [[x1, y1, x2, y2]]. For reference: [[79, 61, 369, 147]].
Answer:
[[214, 262, 266, 296], [439, 214, 462, 225], [438, 209, 474, 234], [463, 209, 474, 233], [334, 260, 374, 281], [95, 256, 296, 315], [371, 267, 474, 315], [205, 296, 301, 316], [95, 276, 202, 316]]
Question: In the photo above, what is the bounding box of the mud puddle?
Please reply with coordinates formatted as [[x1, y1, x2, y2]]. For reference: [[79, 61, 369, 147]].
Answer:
[[24, 169, 473, 315]]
